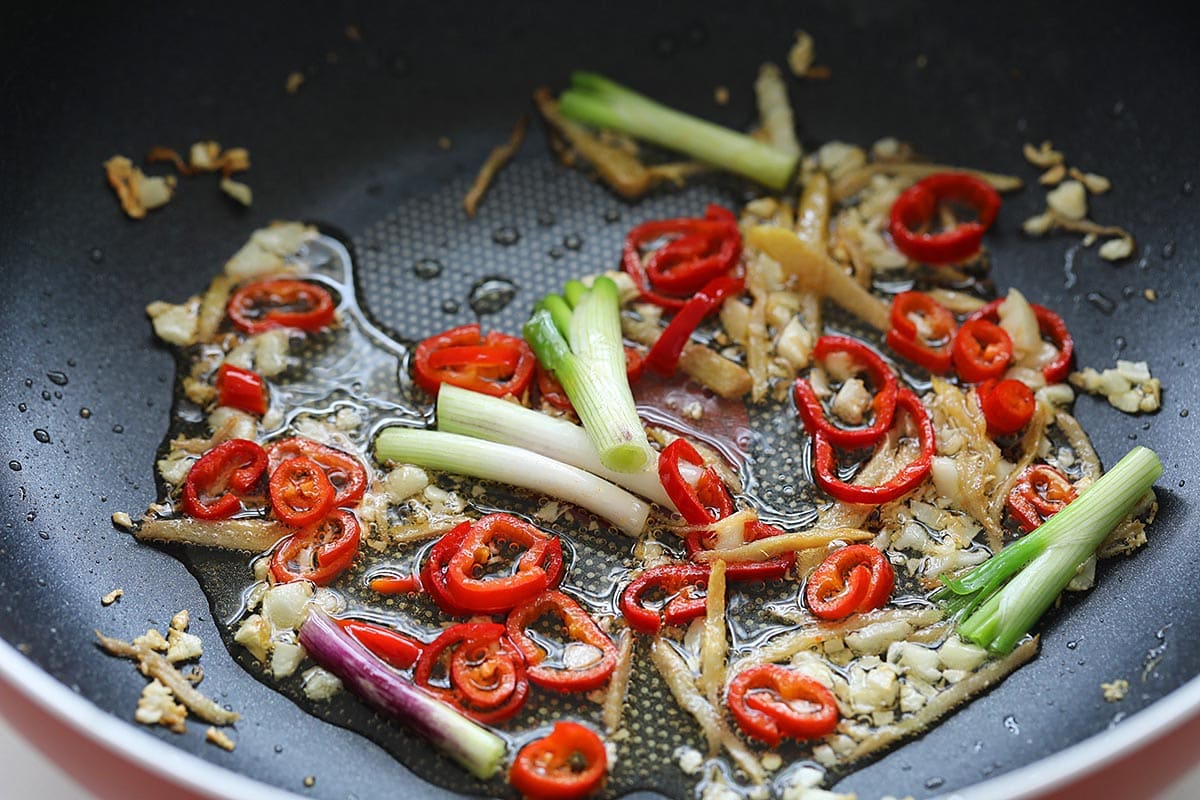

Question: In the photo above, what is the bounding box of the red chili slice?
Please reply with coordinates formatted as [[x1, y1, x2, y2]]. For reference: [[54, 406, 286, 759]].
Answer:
[[966, 298, 1075, 385], [644, 274, 745, 377], [214, 363, 269, 416], [622, 204, 742, 310], [888, 172, 1002, 265], [979, 378, 1035, 436], [227, 279, 335, 335], [619, 564, 711, 634], [1007, 464, 1078, 532], [794, 335, 899, 449], [180, 438, 268, 520], [270, 509, 361, 585], [265, 437, 367, 508], [506, 590, 617, 692], [412, 323, 536, 398], [443, 514, 558, 614], [727, 664, 839, 746], [421, 522, 475, 616], [885, 291, 957, 374], [268, 455, 336, 528], [509, 721, 607, 800], [811, 388, 935, 505], [368, 573, 423, 595], [805, 544, 895, 621], [658, 439, 734, 526], [413, 622, 529, 724], [337, 619, 424, 670], [952, 319, 1014, 383]]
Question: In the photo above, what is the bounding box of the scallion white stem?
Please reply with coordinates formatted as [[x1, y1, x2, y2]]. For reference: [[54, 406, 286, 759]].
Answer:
[[938, 446, 1161, 653], [524, 277, 653, 473], [374, 427, 650, 536], [436, 383, 674, 509]]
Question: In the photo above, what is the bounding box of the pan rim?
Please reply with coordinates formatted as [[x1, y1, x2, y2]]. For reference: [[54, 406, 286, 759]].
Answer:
[[0, 637, 300, 800], [4, 633, 1200, 799]]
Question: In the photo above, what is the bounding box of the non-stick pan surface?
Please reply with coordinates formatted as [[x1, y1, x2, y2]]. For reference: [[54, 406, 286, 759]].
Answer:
[[2, 2, 1198, 798]]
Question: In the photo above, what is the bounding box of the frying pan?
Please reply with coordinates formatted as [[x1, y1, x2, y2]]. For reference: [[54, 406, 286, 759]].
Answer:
[[2, 1, 1198, 798]]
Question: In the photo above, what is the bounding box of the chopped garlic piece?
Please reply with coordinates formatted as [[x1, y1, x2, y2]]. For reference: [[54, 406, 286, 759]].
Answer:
[[271, 640, 305, 679], [1070, 168, 1111, 194], [134, 628, 169, 652], [302, 666, 343, 700], [817, 142, 867, 182], [1023, 140, 1064, 168], [938, 636, 988, 672], [1102, 678, 1129, 702], [830, 378, 871, 425], [675, 745, 705, 775], [1023, 212, 1055, 236], [787, 31, 815, 77], [1046, 180, 1088, 221], [220, 177, 253, 206], [1070, 361, 1161, 414], [1098, 237, 1134, 261], [206, 726, 236, 751], [101, 588, 124, 606], [1038, 164, 1066, 186], [135, 679, 187, 732], [104, 155, 176, 219], [776, 316, 814, 370], [166, 628, 204, 663], [146, 299, 200, 346]]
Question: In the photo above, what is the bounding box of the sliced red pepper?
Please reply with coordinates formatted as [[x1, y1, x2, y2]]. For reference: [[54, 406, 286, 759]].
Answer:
[[794, 335, 899, 449], [888, 172, 1001, 265], [421, 522, 475, 616], [885, 291, 957, 374], [214, 363, 268, 416], [368, 573, 422, 595], [645, 274, 745, 377], [270, 508, 361, 585], [1007, 464, 1078, 532], [727, 664, 839, 746], [180, 438, 267, 520], [979, 378, 1035, 436], [413, 622, 529, 723], [412, 323, 536, 398], [805, 544, 895, 621], [538, 347, 645, 412], [265, 437, 367, 508], [443, 514, 558, 614], [952, 319, 1013, 383], [337, 619, 424, 670], [966, 298, 1075, 385], [619, 564, 711, 634], [658, 439, 734, 526], [227, 279, 335, 335], [506, 590, 617, 692], [268, 455, 336, 528], [622, 204, 742, 310], [812, 388, 935, 505], [509, 721, 607, 800]]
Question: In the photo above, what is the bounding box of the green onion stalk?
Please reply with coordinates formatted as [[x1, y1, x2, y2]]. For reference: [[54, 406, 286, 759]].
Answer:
[[936, 446, 1161, 654], [558, 71, 798, 191], [524, 276, 653, 473]]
